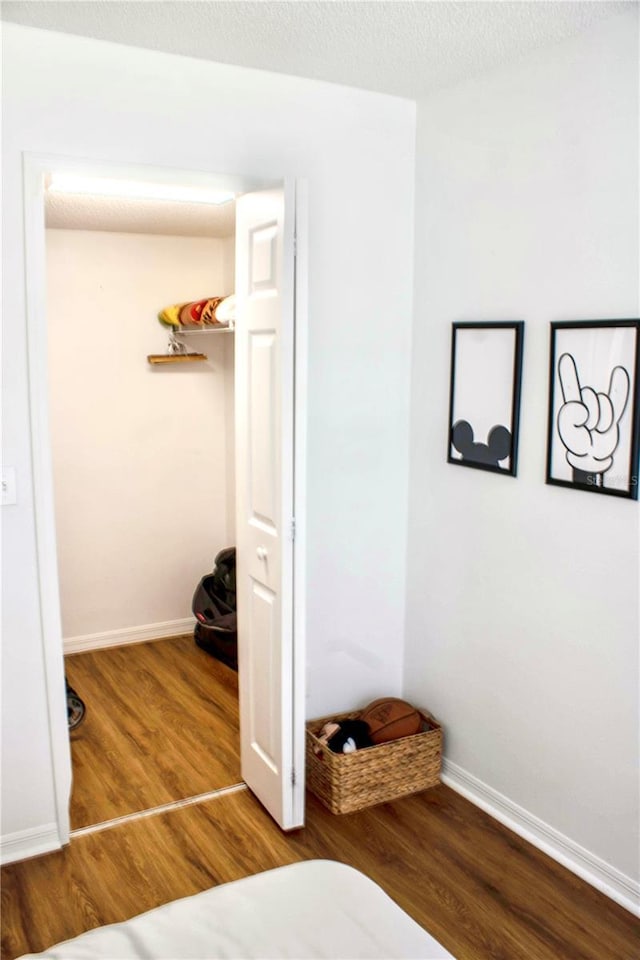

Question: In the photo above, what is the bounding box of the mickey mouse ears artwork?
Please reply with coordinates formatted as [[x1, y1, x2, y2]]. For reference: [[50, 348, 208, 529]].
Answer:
[[447, 322, 524, 477], [546, 320, 640, 499]]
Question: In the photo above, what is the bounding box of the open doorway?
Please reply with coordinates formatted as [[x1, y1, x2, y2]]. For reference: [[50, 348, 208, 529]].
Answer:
[[45, 178, 241, 829], [25, 156, 307, 842]]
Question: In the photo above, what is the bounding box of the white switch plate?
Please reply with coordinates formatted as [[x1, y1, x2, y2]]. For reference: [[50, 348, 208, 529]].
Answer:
[[1, 467, 17, 505]]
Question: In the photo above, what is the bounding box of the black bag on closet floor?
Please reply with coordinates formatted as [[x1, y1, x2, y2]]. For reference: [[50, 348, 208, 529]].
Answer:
[[192, 548, 238, 671]]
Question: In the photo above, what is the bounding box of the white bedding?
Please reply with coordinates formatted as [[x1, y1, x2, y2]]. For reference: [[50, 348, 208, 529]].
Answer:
[[20, 859, 455, 959]]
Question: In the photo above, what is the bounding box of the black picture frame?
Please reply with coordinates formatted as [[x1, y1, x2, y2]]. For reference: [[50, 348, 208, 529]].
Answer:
[[447, 321, 524, 477], [546, 319, 640, 500]]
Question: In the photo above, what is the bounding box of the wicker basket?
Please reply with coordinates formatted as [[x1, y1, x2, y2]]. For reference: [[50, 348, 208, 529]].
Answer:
[[305, 709, 442, 814]]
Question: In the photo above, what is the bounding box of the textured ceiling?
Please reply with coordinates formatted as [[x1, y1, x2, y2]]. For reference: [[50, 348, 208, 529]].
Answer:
[[13, 0, 631, 237], [45, 191, 236, 238], [1, 1, 631, 100]]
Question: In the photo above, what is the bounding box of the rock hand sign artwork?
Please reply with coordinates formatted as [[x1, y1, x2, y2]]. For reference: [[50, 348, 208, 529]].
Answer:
[[547, 320, 640, 499], [448, 322, 524, 477]]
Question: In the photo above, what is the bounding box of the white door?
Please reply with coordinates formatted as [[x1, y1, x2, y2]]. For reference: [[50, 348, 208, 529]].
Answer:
[[235, 185, 303, 830]]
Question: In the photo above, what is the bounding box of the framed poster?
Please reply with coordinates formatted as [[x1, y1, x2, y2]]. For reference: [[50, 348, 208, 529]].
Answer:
[[447, 321, 524, 477], [546, 319, 640, 499]]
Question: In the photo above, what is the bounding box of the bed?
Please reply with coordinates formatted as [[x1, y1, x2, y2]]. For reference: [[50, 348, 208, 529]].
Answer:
[[19, 859, 455, 959]]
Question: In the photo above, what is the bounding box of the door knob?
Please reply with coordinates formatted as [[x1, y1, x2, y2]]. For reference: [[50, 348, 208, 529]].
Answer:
[[257, 546, 268, 560]]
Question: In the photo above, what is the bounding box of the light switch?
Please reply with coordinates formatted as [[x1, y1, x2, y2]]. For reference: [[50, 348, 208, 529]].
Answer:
[[1, 467, 17, 506]]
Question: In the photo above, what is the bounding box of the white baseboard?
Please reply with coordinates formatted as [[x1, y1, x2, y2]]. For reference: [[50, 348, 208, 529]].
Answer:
[[64, 617, 196, 655], [441, 758, 640, 917], [1, 823, 60, 866]]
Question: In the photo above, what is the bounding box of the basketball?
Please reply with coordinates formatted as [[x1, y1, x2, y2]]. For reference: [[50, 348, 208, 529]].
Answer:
[[359, 698, 421, 745]]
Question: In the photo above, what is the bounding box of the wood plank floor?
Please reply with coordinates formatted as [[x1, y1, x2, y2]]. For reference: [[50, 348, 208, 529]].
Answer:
[[65, 635, 240, 828], [2, 786, 638, 960]]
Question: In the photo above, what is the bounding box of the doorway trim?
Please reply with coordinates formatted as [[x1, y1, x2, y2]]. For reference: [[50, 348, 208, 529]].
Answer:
[[22, 152, 308, 846]]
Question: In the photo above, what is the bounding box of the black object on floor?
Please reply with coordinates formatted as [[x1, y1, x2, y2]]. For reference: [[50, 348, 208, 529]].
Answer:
[[192, 547, 238, 671], [66, 678, 86, 731]]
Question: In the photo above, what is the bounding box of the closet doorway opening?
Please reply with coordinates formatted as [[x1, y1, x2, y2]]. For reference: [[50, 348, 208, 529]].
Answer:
[[24, 155, 307, 846]]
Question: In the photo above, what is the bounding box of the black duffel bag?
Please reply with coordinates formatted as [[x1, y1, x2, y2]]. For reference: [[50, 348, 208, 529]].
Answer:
[[192, 547, 237, 671]]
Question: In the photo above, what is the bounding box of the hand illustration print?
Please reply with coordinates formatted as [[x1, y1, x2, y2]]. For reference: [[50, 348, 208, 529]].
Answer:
[[557, 353, 630, 485]]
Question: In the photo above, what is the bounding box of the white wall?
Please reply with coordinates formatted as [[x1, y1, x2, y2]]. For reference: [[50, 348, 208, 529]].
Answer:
[[1, 25, 415, 852], [222, 235, 237, 542], [47, 229, 234, 641], [405, 9, 639, 904]]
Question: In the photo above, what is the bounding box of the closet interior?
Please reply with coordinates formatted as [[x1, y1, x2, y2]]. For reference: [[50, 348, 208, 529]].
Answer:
[[44, 176, 242, 829]]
